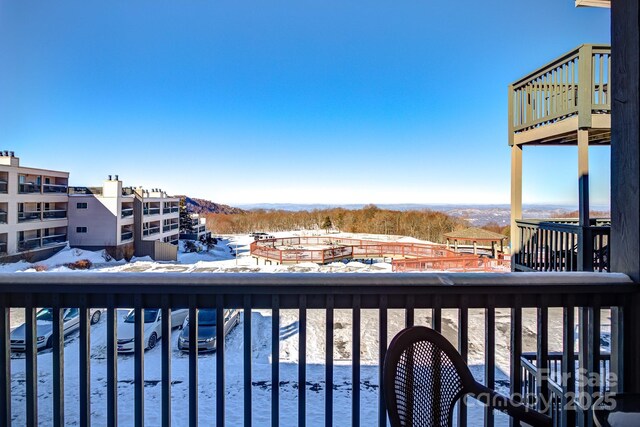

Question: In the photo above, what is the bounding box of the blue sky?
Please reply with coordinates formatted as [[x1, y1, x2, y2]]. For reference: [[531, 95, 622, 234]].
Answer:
[[0, 1, 610, 206]]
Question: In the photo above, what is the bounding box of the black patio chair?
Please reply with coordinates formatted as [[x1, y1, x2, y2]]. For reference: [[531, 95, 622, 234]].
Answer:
[[383, 326, 552, 427]]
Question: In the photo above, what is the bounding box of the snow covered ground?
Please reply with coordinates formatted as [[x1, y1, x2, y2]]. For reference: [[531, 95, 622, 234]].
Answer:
[[3, 232, 565, 426]]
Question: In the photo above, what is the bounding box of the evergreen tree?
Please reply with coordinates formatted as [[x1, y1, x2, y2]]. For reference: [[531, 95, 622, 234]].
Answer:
[[322, 216, 332, 233], [179, 197, 195, 234]]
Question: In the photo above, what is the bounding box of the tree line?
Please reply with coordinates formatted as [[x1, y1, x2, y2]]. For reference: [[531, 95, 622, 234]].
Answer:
[[205, 205, 478, 244]]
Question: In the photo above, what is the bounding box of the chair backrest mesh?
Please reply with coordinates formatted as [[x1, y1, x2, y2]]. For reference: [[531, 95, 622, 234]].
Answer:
[[394, 339, 464, 427]]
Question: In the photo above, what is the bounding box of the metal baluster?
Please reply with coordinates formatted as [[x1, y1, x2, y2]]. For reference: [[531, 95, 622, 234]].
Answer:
[[510, 300, 522, 427], [405, 295, 414, 328], [353, 295, 361, 427], [326, 296, 334, 427], [378, 296, 388, 427], [245, 295, 253, 427], [0, 295, 10, 426], [458, 301, 469, 427], [272, 296, 280, 427], [53, 297, 64, 427], [25, 299, 37, 427], [107, 296, 118, 427], [80, 300, 91, 427], [485, 308, 495, 427], [537, 306, 549, 415], [298, 296, 306, 427], [432, 296, 442, 333], [134, 300, 144, 427], [161, 296, 172, 427], [189, 296, 198, 427], [216, 295, 225, 426], [562, 301, 576, 427]]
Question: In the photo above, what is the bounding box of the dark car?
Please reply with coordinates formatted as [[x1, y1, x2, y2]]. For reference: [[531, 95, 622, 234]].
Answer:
[[177, 308, 240, 352]]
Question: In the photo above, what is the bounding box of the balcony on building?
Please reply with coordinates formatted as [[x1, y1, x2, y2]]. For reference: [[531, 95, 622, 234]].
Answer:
[[42, 202, 68, 220], [0, 233, 6, 255], [143, 220, 161, 237], [509, 44, 611, 272], [163, 233, 179, 245], [0, 203, 7, 224], [42, 176, 68, 194], [17, 202, 41, 223], [41, 227, 68, 247], [163, 201, 180, 214], [17, 229, 42, 252], [120, 225, 134, 242], [143, 202, 161, 216], [0, 171, 7, 194], [121, 202, 134, 219], [163, 218, 179, 233], [67, 186, 103, 196], [18, 174, 42, 194]]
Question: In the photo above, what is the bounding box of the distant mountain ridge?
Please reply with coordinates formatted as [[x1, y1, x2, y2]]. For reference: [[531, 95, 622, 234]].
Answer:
[[177, 196, 245, 215]]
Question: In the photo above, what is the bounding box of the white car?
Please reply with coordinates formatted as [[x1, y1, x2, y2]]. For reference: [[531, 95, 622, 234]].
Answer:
[[117, 308, 188, 353], [10, 307, 103, 352]]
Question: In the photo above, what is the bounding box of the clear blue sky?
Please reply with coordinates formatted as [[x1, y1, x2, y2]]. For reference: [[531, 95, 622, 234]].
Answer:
[[0, 1, 611, 207]]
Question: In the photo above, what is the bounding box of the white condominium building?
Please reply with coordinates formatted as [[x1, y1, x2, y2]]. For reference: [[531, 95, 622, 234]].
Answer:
[[68, 176, 179, 261], [0, 151, 69, 262], [67, 175, 136, 259], [138, 187, 180, 247]]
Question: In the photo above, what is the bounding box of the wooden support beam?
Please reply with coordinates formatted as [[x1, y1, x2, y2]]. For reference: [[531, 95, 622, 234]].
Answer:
[[611, 0, 640, 391], [578, 129, 594, 271], [578, 129, 590, 227], [510, 144, 523, 269]]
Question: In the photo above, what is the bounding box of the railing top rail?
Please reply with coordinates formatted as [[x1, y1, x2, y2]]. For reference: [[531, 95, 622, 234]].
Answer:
[[0, 273, 634, 309], [510, 43, 610, 88], [0, 271, 634, 292]]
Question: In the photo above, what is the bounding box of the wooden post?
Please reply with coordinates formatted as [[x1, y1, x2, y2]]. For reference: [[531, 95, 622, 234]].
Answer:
[[577, 129, 594, 271], [510, 144, 523, 269], [611, 0, 640, 393], [472, 241, 477, 255]]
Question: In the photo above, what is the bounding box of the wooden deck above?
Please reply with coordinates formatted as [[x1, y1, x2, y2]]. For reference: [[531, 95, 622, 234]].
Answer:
[[509, 44, 611, 146]]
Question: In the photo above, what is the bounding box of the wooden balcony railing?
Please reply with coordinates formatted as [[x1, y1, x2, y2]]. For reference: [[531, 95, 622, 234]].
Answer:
[[514, 219, 610, 272], [509, 44, 611, 143], [0, 273, 636, 427]]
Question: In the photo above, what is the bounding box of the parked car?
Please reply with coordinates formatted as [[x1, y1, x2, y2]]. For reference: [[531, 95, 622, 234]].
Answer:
[[10, 307, 103, 352], [117, 308, 188, 353], [178, 308, 240, 352]]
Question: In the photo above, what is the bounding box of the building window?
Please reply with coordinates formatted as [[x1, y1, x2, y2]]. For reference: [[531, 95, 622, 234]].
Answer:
[[77, 202, 88, 209], [76, 227, 88, 233]]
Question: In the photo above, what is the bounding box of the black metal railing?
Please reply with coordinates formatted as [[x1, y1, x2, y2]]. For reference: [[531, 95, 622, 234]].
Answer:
[[18, 183, 40, 194], [68, 187, 103, 196], [514, 219, 610, 272], [43, 210, 67, 220], [43, 184, 68, 194], [144, 207, 161, 216], [121, 231, 134, 241], [18, 212, 41, 222], [143, 226, 160, 236], [163, 223, 179, 232], [521, 352, 611, 426], [17, 239, 41, 252], [0, 273, 635, 427], [121, 208, 134, 218], [42, 235, 67, 246]]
